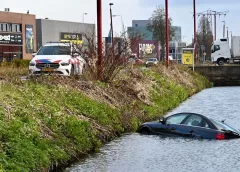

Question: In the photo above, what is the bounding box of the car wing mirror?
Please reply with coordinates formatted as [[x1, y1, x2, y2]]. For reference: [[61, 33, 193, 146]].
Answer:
[[159, 117, 166, 124], [32, 53, 36, 58], [72, 53, 79, 58]]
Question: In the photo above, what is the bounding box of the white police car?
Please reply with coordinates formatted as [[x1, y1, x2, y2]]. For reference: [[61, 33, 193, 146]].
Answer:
[[29, 42, 85, 76]]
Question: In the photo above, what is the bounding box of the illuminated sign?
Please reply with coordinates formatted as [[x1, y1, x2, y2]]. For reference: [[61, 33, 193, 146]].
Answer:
[[60, 32, 83, 44]]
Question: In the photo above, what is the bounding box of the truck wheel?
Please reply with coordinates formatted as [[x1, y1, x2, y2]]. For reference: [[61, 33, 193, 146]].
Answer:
[[217, 59, 225, 66]]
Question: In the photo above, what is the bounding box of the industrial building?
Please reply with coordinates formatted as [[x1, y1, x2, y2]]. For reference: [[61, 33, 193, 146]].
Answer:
[[127, 20, 186, 61], [36, 19, 95, 49]]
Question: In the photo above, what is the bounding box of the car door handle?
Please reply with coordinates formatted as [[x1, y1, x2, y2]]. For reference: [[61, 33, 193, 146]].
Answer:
[[189, 130, 194, 133], [170, 128, 176, 131]]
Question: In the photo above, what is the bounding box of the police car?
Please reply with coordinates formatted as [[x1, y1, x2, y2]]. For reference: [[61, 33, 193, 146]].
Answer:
[[29, 42, 85, 76]]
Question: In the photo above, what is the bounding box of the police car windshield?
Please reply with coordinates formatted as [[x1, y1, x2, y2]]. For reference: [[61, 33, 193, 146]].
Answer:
[[37, 46, 70, 55]]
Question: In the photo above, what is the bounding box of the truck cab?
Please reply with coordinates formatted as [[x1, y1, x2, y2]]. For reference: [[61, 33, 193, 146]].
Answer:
[[211, 38, 231, 65]]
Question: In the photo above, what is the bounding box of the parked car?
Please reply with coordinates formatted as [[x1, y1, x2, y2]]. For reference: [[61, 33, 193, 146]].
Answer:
[[145, 58, 159, 65], [29, 42, 86, 76], [128, 57, 143, 65], [137, 112, 240, 140]]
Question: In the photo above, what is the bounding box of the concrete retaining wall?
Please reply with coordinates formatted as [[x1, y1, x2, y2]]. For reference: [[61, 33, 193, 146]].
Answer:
[[193, 66, 240, 86]]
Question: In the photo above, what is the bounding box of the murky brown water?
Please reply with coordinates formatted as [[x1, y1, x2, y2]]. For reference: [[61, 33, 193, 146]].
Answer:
[[65, 87, 240, 172]]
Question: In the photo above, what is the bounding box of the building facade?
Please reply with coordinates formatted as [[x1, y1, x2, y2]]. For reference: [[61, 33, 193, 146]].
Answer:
[[0, 9, 36, 60], [36, 19, 95, 49], [128, 20, 186, 61]]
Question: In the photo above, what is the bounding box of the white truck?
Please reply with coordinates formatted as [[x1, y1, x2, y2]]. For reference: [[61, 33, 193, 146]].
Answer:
[[211, 36, 240, 65]]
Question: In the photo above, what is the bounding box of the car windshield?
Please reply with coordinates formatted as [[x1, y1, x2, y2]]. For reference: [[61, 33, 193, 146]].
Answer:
[[211, 119, 240, 134], [148, 58, 156, 61], [37, 46, 70, 55]]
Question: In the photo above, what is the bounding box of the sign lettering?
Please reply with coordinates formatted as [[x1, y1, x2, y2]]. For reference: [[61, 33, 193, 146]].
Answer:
[[0, 33, 22, 45], [60, 32, 83, 44]]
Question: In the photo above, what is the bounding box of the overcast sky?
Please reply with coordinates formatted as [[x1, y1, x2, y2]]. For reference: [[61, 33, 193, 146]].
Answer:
[[2, 0, 239, 43]]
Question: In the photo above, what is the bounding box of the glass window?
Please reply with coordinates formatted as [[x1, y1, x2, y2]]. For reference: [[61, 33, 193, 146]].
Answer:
[[214, 45, 220, 52], [12, 24, 17, 32], [183, 114, 203, 127], [2, 23, 7, 32], [211, 119, 240, 133], [166, 114, 189, 125], [16, 24, 21, 32], [37, 46, 71, 55], [202, 120, 210, 128], [6, 24, 12, 32]]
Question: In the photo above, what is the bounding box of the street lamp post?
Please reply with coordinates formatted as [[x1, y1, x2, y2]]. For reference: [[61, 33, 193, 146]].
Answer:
[[82, 13, 87, 23], [112, 15, 124, 34]]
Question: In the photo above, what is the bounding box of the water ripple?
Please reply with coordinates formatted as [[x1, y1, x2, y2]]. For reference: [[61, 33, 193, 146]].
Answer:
[[66, 87, 240, 172]]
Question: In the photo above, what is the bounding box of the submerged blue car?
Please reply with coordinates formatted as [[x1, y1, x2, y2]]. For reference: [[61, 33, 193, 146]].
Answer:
[[137, 113, 240, 140]]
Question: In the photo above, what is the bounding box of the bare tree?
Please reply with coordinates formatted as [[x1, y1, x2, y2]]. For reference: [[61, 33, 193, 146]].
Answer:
[[196, 16, 213, 61], [74, 28, 143, 82], [147, 5, 175, 60]]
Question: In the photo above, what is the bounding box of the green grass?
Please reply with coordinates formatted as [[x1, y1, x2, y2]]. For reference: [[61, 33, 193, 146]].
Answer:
[[140, 70, 189, 120], [0, 82, 122, 171]]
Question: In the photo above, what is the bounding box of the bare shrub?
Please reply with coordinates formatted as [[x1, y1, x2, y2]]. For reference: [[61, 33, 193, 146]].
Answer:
[[74, 28, 144, 82]]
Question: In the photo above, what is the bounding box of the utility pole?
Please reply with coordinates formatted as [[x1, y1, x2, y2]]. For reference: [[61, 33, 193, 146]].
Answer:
[[197, 10, 229, 40], [97, 0, 102, 79], [165, 0, 169, 67], [109, 3, 114, 54], [222, 21, 225, 38], [226, 27, 228, 38], [213, 11, 217, 40]]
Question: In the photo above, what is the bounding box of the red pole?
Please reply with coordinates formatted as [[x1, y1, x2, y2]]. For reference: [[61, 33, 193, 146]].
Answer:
[[193, 0, 196, 64], [165, 0, 169, 67], [97, 0, 102, 79]]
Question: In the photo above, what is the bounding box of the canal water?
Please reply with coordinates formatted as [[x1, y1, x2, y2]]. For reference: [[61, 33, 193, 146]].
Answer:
[[65, 87, 240, 172]]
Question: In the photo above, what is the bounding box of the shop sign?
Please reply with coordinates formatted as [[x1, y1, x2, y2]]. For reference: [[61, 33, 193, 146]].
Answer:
[[60, 32, 83, 44], [182, 49, 193, 65], [0, 33, 22, 45]]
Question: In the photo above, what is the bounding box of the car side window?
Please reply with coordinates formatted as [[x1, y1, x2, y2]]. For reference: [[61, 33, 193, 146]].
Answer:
[[202, 120, 210, 128], [165, 114, 189, 125], [183, 115, 203, 127]]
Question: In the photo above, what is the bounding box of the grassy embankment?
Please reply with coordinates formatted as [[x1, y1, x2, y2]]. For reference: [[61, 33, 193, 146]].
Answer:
[[0, 60, 212, 171]]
